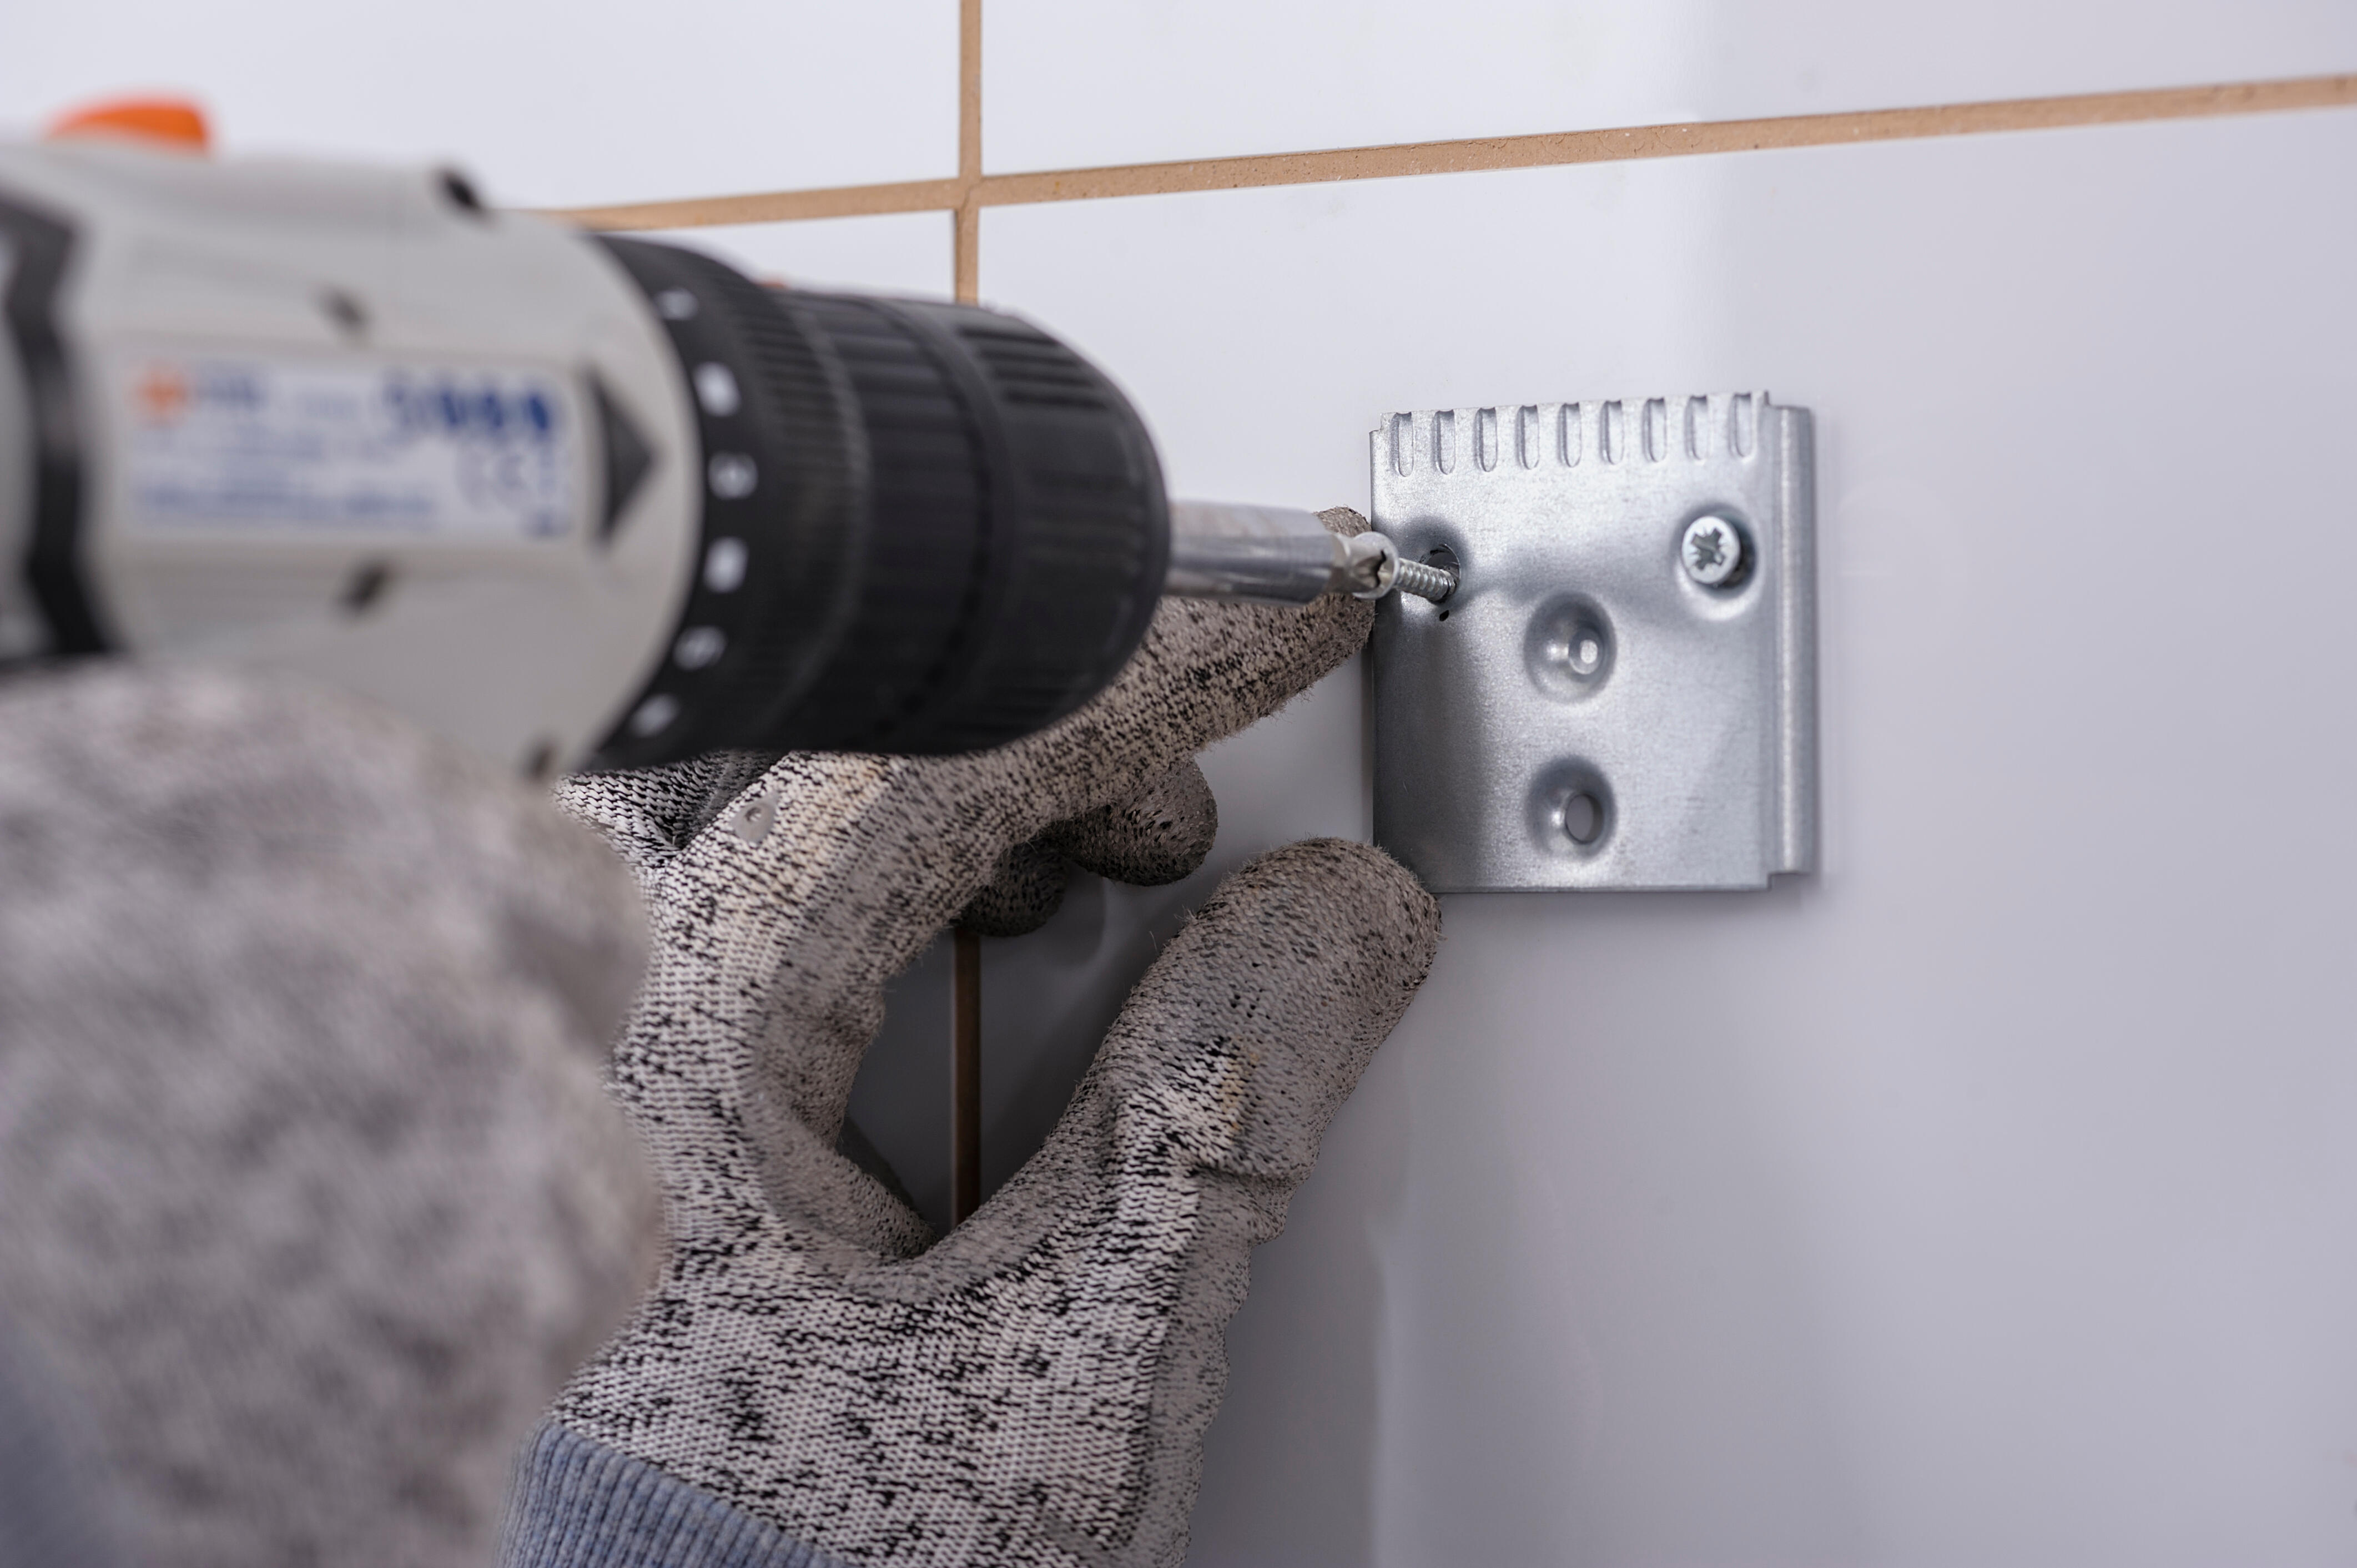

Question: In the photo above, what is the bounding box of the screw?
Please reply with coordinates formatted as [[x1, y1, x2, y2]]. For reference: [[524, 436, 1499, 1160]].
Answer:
[[1337, 532, 1457, 602], [1392, 556, 1458, 603], [1681, 514, 1746, 587], [1394, 543, 1460, 604]]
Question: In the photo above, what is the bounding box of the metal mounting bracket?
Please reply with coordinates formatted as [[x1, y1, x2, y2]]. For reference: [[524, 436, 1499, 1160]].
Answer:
[[1369, 394, 1817, 893]]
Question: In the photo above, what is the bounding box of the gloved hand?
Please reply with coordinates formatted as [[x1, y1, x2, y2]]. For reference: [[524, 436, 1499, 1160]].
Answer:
[[509, 512, 1443, 1568], [0, 665, 660, 1568]]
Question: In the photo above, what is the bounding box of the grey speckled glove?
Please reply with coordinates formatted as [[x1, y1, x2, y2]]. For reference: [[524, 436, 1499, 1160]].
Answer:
[[512, 512, 1443, 1568], [0, 665, 660, 1568]]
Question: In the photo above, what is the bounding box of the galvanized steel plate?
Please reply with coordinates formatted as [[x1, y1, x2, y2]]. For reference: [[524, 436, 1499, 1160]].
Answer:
[[1369, 394, 1817, 893]]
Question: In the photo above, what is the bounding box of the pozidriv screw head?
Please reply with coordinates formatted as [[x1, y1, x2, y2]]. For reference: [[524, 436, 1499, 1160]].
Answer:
[[1681, 514, 1746, 587]]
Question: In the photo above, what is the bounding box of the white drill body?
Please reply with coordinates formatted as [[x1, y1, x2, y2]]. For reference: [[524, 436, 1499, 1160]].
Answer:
[[0, 140, 698, 771]]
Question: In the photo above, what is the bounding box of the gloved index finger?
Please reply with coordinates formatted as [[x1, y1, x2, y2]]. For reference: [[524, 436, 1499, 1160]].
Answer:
[[956, 757, 1220, 938], [553, 749, 779, 880]]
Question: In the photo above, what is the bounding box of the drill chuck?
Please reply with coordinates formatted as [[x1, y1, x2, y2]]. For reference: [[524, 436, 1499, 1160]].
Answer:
[[586, 238, 1167, 769]]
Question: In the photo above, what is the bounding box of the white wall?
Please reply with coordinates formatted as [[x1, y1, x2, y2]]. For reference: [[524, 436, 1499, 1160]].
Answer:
[[987, 0, 2357, 170], [971, 104, 2357, 1563], [0, 1, 959, 206], [14, 5, 2357, 1561], [969, 12, 2357, 1562]]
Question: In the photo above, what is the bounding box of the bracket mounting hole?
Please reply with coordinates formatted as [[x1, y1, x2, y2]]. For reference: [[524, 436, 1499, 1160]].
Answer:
[[1527, 763, 1615, 856], [1560, 792, 1601, 844]]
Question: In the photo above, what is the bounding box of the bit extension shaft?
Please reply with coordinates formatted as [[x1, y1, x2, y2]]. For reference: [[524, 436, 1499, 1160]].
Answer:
[[1163, 501, 1456, 606]]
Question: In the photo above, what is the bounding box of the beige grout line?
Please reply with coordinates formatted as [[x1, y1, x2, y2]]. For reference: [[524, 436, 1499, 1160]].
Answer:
[[561, 178, 964, 230], [552, 72, 2357, 234], [953, 0, 983, 304], [947, 0, 985, 301], [948, 0, 984, 1232], [979, 73, 2357, 205], [956, 0, 983, 186]]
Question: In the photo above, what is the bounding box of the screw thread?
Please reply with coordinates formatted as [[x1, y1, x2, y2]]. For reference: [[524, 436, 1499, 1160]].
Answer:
[[1392, 557, 1458, 603]]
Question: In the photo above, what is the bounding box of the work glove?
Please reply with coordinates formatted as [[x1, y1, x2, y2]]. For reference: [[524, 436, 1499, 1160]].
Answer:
[[509, 511, 1443, 1568], [0, 665, 661, 1568]]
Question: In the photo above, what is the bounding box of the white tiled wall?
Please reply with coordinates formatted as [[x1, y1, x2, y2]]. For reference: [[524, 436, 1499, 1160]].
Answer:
[[17, 9, 2357, 1562], [985, 0, 2357, 171], [973, 106, 2357, 1562], [1, 0, 959, 207]]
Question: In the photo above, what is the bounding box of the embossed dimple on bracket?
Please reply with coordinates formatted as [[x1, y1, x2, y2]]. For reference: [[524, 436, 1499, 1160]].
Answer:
[[1524, 594, 1614, 700]]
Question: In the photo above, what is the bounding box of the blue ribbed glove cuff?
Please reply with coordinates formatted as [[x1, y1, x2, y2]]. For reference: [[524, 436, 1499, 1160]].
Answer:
[[501, 1423, 849, 1568]]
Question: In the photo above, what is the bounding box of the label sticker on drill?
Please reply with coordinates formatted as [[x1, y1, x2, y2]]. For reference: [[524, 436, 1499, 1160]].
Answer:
[[113, 355, 580, 541]]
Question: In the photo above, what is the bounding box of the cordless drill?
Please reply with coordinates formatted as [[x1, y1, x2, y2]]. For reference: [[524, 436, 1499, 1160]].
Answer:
[[0, 132, 1449, 773]]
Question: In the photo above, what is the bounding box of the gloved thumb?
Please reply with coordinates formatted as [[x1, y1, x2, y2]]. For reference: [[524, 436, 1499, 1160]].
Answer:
[[907, 840, 1437, 1566], [1082, 838, 1437, 1191]]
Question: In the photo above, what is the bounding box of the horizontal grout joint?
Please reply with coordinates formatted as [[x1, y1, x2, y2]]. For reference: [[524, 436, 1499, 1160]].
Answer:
[[543, 72, 2356, 233]]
